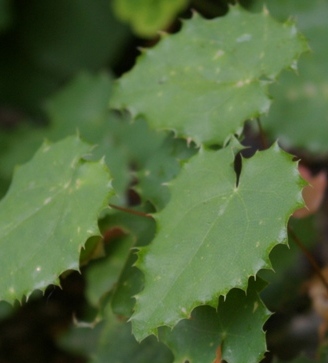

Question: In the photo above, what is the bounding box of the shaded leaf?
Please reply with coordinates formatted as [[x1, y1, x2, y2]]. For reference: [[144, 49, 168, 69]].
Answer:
[[46, 72, 113, 137], [137, 135, 197, 210], [159, 278, 270, 363], [131, 143, 303, 340], [105, 208, 157, 317], [110, 5, 307, 146], [91, 304, 173, 363], [259, 215, 318, 312], [0, 72, 113, 185], [85, 233, 134, 307], [0, 136, 113, 303], [250, 0, 328, 154]]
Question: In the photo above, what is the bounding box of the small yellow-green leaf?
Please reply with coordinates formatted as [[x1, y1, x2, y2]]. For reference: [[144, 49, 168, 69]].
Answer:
[[112, 0, 188, 37]]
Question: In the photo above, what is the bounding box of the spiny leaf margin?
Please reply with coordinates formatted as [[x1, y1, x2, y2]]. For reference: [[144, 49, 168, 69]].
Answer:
[[110, 5, 308, 146], [131, 142, 305, 341], [159, 278, 271, 363], [0, 136, 113, 303]]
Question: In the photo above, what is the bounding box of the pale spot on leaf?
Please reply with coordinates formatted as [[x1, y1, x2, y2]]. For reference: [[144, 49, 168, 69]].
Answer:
[[43, 197, 52, 205], [236, 33, 252, 43]]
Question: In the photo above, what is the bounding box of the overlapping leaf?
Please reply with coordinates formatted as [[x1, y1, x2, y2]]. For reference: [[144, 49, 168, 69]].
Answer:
[[59, 305, 174, 363], [137, 135, 196, 210], [0, 72, 113, 185], [251, 0, 328, 154], [259, 216, 317, 311], [107, 208, 157, 317], [159, 278, 269, 363], [131, 143, 304, 341], [0, 136, 113, 303], [110, 5, 307, 146], [112, 0, 188, 37], [85, 234, 134, 307]]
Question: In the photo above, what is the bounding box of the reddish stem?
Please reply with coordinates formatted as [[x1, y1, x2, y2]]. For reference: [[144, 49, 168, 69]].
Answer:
[[109, 203, 153, 219], [288, 225, 328, 293]]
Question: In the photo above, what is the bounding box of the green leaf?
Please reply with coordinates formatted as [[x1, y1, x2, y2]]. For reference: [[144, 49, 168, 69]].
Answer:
[[0, 72, 113, 184], [110, 5, 307, 146], [85, 234, 134, 307], [46, 72, 113, 137], [131, 143, 304, 340], [137, 135, 197, 210], [249, 0, 328, 154], [106, 207, 157, 317], [112, 0, 188, 37], [91, 304, 173, 363], [0, 136, 113, 303], [18, 0, 131, 77], [60, 307, 174, 362], [259, 216, 317, 311], [159, 278, 270, 363]]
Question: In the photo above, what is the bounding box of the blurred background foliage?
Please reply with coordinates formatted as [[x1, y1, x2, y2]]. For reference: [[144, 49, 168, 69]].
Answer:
[[0, 0, 328, 362]]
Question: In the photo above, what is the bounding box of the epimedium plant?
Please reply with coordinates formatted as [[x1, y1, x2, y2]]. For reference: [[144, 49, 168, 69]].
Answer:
[[1, 1, 328, 362]]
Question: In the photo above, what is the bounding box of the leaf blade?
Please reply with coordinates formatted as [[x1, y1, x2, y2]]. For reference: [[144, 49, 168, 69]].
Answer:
[[0, 136, 113, 303], [131, 144, 303, 340], [110, 6, 307, 146]]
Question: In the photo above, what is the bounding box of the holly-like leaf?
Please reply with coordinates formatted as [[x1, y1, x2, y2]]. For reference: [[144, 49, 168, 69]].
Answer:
[[159, 278, 269, 363], [0, 136, 113, 303], [259, 215, 317, 312], [112, 0, 188, 37], [131, 143, 304, 340], [0, 72, 113, 186], [110, 5, 307, 146]]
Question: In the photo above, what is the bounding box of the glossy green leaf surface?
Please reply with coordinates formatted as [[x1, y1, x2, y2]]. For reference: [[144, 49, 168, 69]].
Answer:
[[0, 136, 113, 303], [112, 0, 188, 37], [131, 143, 304, 340], [159, 278, 269, 363], [110, 5, 307, 146]]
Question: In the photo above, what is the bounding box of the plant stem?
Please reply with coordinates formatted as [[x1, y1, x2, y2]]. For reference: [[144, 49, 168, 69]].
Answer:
[[288, 225, 328, 292], [256, 118, 269, 149], [109, 203, 153, 219]]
